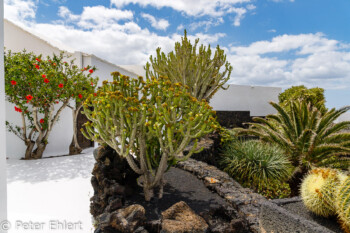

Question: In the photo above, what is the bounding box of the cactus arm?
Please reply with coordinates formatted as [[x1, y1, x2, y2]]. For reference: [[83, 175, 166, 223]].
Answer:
[[125, 154, 143, 175], [151, 152, 168, 187]]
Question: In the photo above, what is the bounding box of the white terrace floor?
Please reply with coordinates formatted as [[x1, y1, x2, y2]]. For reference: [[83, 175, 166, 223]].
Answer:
[[6, 148, 95, 233]]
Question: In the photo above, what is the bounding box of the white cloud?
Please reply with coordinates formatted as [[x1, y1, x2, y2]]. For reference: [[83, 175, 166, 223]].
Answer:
[[58, 5, 133, 29], [189, 18, 224, 32], [58, 6, 79, 21], [268, 29, 276, 33], [111, 0, 256, 27], [230, 33, 338, 55], [176, 24, 184, 31], [4, 0, 37, 24], [111, 0, 252, 17], [227, 7, 247, 26], [29, 21, 225, 66], [228, 33, 350, 89], [246, 4, 256, 10], [141, 13, 169, 31]]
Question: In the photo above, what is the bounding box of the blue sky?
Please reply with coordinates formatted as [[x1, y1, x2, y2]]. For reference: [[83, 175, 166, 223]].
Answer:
[[4, 0, 350, 108]]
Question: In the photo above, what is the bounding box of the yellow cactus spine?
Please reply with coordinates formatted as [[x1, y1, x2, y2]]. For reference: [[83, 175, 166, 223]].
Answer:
[[336, 175, 350, 232], [300, 168, 343, 217]]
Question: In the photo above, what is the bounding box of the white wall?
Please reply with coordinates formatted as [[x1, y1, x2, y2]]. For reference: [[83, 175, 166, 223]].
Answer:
[[86, 55, 138, 86], [0, 2, 8, 231], [118, 65, 282, 116], [210, 84, 281, 116], [5, 101, 74, 159], [4, 20, 63, 57]]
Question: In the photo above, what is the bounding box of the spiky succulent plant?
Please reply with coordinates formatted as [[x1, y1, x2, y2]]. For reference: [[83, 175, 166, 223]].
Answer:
[[336, 175, 350, 232], [301, 168, 345, 217], [81, 72, 216, 201], [221, 140, 292, 188]]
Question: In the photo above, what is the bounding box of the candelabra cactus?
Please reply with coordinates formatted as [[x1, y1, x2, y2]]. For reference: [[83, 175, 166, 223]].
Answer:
[[336, 175, 350, 232], [300, 168, 344, 217], [82, 72, 216, 201], [145, 30, 233, 101]]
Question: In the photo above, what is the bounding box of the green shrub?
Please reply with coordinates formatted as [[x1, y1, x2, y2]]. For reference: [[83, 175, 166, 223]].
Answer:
[[278, 85, 326, 113], [221, 140, 292, 188]]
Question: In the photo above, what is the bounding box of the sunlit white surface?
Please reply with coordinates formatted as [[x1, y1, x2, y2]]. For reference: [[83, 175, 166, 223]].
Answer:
[[7, 148, 95, 233]]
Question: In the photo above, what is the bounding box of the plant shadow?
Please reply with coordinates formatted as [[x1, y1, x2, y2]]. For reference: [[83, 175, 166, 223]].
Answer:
[[6, 148, 95, 184]]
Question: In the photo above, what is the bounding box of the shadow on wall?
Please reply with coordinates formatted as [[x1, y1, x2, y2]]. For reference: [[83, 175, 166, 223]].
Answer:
[[6, 148, 95, 184]]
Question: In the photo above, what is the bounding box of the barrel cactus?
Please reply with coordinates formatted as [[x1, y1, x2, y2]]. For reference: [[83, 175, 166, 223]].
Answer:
[[336, 175, 350, 232], [301, 168, 344, 217], [81, 72, 216, 201]]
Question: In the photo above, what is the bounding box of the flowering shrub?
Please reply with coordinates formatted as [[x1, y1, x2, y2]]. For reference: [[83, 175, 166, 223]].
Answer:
[[5, 50, 97, 159]]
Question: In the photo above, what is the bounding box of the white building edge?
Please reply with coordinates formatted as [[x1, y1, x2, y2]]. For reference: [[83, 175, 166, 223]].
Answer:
[[4, 19, 281, 159], [0, 3, 8, 231]]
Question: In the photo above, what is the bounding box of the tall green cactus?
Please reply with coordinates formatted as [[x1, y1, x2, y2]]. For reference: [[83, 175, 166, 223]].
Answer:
[[301, 168, 344, 217], [82, 72, 216, 201], [145, 30, 233, 101], [336, 175, 350, 232]]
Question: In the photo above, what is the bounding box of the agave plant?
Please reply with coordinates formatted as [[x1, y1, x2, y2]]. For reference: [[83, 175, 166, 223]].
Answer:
[[221, 139, 292, 188], [240, 100, 350, 196]]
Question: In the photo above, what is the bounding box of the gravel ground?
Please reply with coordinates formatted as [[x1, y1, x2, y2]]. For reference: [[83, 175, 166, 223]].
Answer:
[[126, 167, 227, 220], [281, 201, 342, 233]]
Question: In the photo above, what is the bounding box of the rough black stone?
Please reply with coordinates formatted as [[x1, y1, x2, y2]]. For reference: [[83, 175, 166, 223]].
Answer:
[[215, 111, 252, 129]]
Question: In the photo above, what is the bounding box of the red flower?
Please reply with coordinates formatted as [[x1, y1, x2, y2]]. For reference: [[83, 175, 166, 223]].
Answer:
[[78, 94, 83, 99], [84, 67, 87, 71], [63, 61, 67, 63], [89, 69, 94, 74], [42, 74, 46, 78], [35, 64, 40, 69], [93, 93, 97, 96], [55, 101, 59, 104], [11, 80, 17, 85], [44, 78, 50, 83], [36, 58, 41, 62], [14, 106, 22, 112], [53, 63, 57, 66], [26, 95, 33, 101], [91, 82, 94, 86], [58, 83, 64, 88], [40, 119, 45, 124]]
